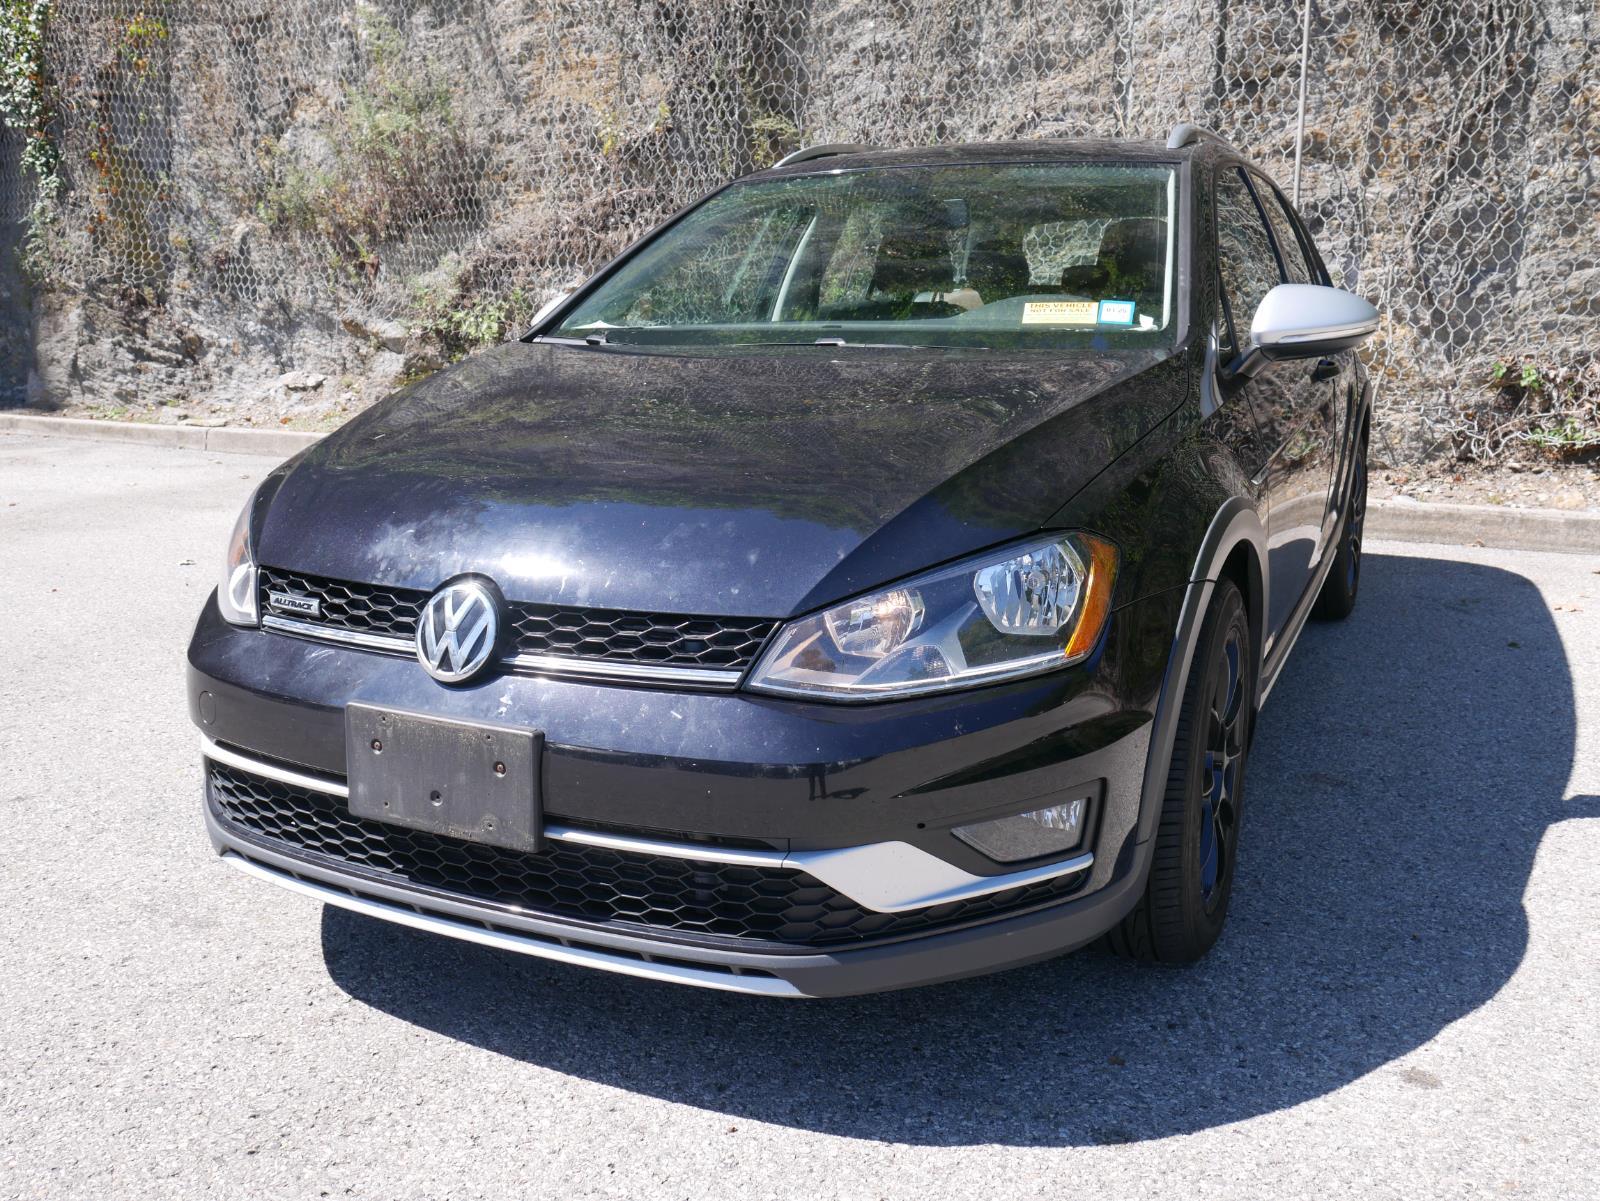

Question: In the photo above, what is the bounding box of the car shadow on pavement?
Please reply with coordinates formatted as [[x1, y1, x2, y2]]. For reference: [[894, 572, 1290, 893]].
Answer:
[[321, 552, 1599, 1146]]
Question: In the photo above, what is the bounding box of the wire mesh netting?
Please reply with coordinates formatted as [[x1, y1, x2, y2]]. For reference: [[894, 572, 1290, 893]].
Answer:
[[1, 0, 1596, 458]]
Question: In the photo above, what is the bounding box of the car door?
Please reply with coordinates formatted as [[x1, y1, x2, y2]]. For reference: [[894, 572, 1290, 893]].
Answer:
[[1256, 178, 1359, 559], [1213, 166, 1339, 652]]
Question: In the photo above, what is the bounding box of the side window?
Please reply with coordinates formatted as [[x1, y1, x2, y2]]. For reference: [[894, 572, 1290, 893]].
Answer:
[[1215, 167, 1286, 354], [1254, 177, 1316, 285]]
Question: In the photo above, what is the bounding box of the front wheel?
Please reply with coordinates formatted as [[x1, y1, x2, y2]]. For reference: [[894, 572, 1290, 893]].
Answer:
[[1108, 577, 1253, 964]]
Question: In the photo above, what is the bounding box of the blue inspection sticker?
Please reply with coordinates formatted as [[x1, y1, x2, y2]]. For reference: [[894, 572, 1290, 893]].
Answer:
[[1098, 299, 1137, 326]]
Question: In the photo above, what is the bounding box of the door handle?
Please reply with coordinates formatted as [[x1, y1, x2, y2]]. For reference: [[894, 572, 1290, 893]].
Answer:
[[1311, 358, 1340, 383]]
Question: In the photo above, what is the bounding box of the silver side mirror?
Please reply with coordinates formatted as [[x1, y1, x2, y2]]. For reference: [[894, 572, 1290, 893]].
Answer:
[[1233, 283, 1379, 377]]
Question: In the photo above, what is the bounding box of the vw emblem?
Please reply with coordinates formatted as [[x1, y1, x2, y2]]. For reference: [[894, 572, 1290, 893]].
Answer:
[[416, 579, 500, 684]]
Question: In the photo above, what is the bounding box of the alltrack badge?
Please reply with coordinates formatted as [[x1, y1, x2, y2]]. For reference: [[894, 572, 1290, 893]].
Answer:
[[267, 590, 321, 618], [416, 579, 500, 683]]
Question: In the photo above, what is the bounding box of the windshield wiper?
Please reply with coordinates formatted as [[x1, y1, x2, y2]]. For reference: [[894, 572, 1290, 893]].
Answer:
[[812, 337, 991, 351], [529, 331, 619, 349], [731, 337, 973, 350], [534, 333, 987, 351]]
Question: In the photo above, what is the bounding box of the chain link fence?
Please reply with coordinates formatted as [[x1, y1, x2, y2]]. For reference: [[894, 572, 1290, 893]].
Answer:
[[2, 0, 1596, 459]]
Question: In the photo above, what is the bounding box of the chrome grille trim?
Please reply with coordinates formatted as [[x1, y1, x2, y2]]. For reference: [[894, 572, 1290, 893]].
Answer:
[[205, 737, 352, 799], [259, 614, 746, 688], [202, 737, 785, 867], [505, 651, 743, 687], [263, 613, 412, 654], [201, 736, 785, 868]]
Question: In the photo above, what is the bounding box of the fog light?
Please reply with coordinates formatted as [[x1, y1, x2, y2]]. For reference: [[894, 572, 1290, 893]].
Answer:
[[953, 797, 1088, 863]]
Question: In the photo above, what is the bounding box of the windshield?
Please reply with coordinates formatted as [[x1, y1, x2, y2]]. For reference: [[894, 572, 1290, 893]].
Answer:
[[552, 162, 1180, 351]]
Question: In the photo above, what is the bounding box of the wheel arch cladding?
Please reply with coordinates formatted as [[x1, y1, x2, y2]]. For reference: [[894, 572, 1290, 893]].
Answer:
[[1218, 539, 1265, 686], [1132, 497, 1265, 847]]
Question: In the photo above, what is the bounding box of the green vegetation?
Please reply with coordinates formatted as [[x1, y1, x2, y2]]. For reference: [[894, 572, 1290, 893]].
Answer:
[[0, 0, 54, 180], [1486, 358, 1600, 459], [0, 0, 58, 274], [1525, 417, 1600, 453], [69, 9, 176, 290], [413, 284, 530, 363], [258, 3, 480, 270], [600, 101, 671, 159], [117, 9, 167, 73], [746, 112, 799, 170], [1491, 360, 1542, 391]]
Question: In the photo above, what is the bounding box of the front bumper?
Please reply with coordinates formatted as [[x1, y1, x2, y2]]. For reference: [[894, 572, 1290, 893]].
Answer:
[[191, 588, 1179, 996]]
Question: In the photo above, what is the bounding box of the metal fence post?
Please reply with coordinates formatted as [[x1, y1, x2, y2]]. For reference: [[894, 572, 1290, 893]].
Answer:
[[1293, 0, 1313, 206], [1123, 0, 1138, 135]]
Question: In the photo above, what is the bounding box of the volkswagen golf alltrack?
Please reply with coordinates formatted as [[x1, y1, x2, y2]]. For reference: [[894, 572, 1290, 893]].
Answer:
[[189, 125, 1378, 997]]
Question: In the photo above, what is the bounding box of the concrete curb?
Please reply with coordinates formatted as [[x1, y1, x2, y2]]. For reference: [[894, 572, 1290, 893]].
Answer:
[[5, 410, 1597, 555], [1367, 499, 1599, 555], [0, 412, 323, 458]]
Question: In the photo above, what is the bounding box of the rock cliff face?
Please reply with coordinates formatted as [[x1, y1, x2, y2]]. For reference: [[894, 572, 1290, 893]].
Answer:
[[2, 0, 1595, 458]]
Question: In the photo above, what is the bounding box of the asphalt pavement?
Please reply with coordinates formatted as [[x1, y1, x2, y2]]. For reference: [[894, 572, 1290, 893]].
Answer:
[[2, 430, 1597, 1200]]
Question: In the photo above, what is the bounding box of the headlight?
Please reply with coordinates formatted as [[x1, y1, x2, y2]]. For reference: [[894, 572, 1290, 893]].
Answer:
[[218, 489, 260, 626], [746, 533, 1117, 700]]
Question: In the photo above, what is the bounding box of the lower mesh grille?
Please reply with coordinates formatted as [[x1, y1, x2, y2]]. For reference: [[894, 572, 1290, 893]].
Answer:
[[207, 761, 1086, 949]]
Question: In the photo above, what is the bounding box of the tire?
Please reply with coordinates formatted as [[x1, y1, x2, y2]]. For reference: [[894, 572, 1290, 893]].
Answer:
[[1312, 440, 1367, 621], [1108, 578, 1253, 964]]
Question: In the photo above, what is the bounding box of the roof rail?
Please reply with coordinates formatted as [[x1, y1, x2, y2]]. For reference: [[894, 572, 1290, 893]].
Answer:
[[771, 143, 876, 169], [1165, 122, 1239, 153]]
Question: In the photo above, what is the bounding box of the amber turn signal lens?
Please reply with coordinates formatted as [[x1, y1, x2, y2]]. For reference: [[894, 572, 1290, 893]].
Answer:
[[1062, 533, 1118, 661]]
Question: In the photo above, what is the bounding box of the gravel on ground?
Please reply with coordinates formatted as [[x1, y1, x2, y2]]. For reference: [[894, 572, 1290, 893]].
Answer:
[[1371, 458, 1600, 512]]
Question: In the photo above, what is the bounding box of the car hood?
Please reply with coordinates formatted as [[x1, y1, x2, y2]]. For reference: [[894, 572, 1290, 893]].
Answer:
[[257, 341, 1183, 617]]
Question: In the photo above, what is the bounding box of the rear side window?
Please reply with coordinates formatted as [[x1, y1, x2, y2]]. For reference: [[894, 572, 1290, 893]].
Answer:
[[1254, 178, 1317, 285], [1215, 167, 1285, 353]]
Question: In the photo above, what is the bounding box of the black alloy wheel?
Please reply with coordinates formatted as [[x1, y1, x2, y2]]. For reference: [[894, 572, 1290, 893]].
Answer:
[[1109, 577, 1254, 963]]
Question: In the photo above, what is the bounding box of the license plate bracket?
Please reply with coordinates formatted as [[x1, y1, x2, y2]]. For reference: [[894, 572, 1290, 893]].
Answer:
[[345, 704, 542, 853]]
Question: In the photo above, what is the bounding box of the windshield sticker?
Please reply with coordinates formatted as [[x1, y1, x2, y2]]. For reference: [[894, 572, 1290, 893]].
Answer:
[[1097, 299, 1136, 326], [1022, 301, 1098, 325]]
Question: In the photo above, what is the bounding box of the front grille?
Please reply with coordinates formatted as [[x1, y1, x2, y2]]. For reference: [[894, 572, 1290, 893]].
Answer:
[[507, 605, 774, 669], [260, 567, 425, 639], [208, 762, 1086, 950], [258, 567, 778, 673]]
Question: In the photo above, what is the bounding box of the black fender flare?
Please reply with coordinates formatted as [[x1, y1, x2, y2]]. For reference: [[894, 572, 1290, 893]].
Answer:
[[1133, 497, 1267, 846]]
